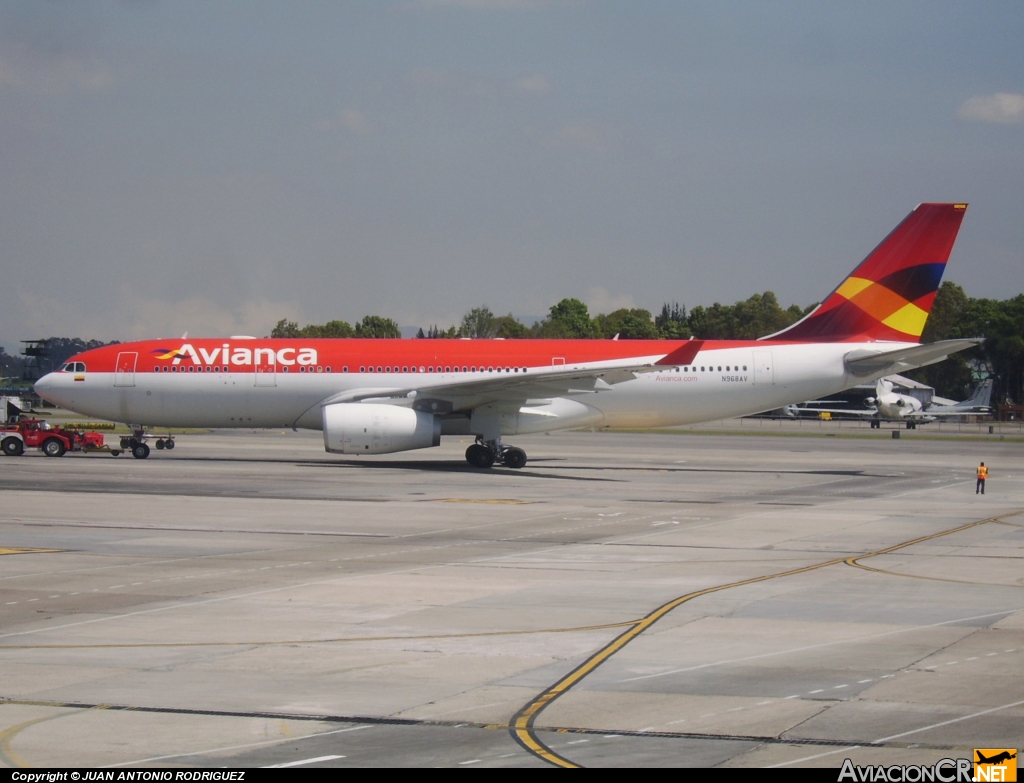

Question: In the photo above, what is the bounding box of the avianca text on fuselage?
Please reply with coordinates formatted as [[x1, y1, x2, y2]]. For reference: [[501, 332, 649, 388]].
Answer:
[[158, 343, 319, 368]]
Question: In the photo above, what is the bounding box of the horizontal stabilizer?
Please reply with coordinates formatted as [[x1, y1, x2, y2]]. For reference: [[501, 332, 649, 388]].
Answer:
[[844, 339, 979, 376]]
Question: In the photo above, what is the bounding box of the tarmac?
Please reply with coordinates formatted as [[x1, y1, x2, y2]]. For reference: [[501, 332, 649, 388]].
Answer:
[[1, 424, 1022, 768]]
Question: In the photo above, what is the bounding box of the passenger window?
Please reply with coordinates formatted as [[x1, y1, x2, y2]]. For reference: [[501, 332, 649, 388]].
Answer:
[[403, 366, 408, 372], [360, 366, 366, 372], [743, 365, 748, 371], [445, 366, 451, 372]]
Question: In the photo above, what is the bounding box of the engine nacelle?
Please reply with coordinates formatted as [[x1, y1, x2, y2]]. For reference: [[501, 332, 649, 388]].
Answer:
[[323, 403, 440, 455]]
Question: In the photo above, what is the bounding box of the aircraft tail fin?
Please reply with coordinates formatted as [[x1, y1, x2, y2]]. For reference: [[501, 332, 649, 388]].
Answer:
[[763, 203, 968, 343], [952, 379, 993, 411]]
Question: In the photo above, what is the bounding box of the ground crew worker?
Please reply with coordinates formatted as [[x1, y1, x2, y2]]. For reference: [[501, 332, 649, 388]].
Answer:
[[976, 462, 988, 494]]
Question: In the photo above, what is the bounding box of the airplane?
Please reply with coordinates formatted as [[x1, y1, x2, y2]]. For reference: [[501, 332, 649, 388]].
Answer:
[[976, 751, 1016, 765], [34, 203, 979, 467], [787, 377, 993, 428]]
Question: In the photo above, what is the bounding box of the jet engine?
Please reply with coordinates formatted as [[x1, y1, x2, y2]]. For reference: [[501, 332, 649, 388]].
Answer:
[[322, 403, 440, 454]]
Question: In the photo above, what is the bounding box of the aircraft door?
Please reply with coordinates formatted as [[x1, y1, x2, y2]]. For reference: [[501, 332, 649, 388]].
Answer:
[[752, 350, 774, 385], [114, 352, 137, 387], [254, 355, 276, 387]]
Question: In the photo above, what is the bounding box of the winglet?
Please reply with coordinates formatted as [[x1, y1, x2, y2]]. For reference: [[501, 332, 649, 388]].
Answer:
[[763, 203, 968, 343], [657, 340, 704, 366]]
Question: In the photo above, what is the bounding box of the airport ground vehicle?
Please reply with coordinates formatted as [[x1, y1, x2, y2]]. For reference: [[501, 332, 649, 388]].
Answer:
[[0, 418, 121, 457]]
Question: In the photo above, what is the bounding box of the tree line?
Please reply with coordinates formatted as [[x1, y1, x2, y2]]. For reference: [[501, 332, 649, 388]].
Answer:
[[273, 286, 1023, 405], [272, 291, 813, 342], [2, 285, 1019, 405]]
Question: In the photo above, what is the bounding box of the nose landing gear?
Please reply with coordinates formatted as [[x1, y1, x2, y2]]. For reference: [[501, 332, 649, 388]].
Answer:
[[465, 439, 528, 469], [119, 428, 174, 459]]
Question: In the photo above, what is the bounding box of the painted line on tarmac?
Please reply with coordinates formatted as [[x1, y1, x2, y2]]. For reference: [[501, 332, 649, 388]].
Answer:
[[0, 619, 639, 650], [0, 695, 968, 765], [265, 755, 345, 768], [0, 535, 637, 642], [107, 725, 371, 768], [616, 608, 1021, 684], [508, 510, 1023, 769], [768, 696, 1024, 768]]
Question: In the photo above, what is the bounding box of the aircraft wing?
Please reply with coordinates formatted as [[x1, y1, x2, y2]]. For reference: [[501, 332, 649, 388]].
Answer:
[[844, 339, 980, 377], [292, 342, 706, 425], [793, 406, 879, 418], [919, 407, 991, 418], [318, 344, 703, 408]]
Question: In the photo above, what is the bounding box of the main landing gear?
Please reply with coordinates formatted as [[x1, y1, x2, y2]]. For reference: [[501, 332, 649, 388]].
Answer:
[[465, 439, 527, 469]]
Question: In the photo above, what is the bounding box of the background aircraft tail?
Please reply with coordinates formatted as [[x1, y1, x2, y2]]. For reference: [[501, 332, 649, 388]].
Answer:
[[946, 378, 993, 411], [763, 203, 968, 342]]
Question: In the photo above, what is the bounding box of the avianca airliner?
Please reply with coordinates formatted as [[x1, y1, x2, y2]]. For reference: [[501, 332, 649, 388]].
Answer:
[[36, 203, 977, 468]]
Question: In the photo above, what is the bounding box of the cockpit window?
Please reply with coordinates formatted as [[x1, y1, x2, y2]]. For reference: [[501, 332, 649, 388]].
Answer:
[[75, 362, 86, 373], [62, 362, 86, 372]]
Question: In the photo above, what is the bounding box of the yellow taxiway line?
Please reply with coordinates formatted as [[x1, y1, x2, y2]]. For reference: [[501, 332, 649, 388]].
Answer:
[[510, 511, 1022, 768]]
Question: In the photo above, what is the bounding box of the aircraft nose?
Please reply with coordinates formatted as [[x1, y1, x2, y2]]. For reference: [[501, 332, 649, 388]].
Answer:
[[34, 372, 65, 406]]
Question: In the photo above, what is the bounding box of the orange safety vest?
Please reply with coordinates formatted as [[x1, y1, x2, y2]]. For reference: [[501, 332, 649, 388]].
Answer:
[[977, 465, 988, 479]]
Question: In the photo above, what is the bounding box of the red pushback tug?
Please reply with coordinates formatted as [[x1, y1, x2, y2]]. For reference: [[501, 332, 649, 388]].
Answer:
[[0, 418, 122, 457]]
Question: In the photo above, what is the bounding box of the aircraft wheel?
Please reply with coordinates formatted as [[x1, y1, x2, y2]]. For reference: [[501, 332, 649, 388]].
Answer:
[[132, 442, 151, 460], [155, 439, 165, 449], [2, 437, 24, 456], [164, 438, 175, 450], [503, 447, 527, 469], [120, 437, 131, 449], [466, 444, 494, 468], [42, 438, 66, 458]]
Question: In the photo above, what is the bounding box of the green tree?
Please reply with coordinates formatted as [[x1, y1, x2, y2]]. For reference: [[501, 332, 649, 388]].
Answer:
[[460, 307, 496, 338], [272, 318, 354, 338], [686, 292, 802, 339], [270, 319, 302, 338], [536, 298, 595, 338], [493, 314, 530, 338], [656, 302, 691, 339], [594, 308, 659, 339], [424, 324, 458, 338], [354, 315, 401, 339]]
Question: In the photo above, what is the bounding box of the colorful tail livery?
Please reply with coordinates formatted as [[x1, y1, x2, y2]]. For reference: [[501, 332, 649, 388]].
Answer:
[[765, 203, 967, 342]]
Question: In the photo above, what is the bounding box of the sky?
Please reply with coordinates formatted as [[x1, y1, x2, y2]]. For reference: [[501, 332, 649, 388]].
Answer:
[[1, 0, 1022, 347]]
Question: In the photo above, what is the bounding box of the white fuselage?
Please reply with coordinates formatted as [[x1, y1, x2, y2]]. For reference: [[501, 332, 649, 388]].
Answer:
[[35, 342, 905, 436]]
